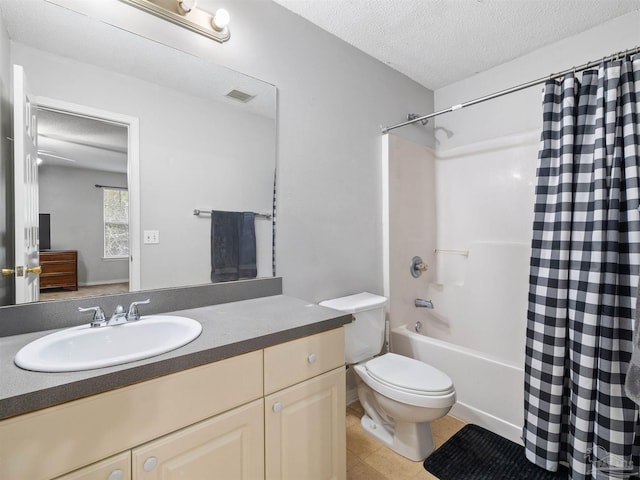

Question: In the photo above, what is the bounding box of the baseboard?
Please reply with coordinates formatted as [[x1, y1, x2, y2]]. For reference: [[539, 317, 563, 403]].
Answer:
[[450, 402, 522, 445], [346, 387, 359, 406], [79, 280, 129, 287]]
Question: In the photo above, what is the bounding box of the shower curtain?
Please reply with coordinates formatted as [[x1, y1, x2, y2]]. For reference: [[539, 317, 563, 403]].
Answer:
[[523, 55, 640, 479]]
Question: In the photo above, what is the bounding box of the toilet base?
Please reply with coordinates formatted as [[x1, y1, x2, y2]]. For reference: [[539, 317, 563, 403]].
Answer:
[[360, 414, 436, 461]]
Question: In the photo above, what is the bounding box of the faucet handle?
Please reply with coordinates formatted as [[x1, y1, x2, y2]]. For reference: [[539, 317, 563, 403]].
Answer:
[[78, 306, 106, 326], [127, 299, 150, 321]]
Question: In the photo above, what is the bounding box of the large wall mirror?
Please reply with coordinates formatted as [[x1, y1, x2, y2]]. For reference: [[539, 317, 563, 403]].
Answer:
[[0, 0, 277, 306]]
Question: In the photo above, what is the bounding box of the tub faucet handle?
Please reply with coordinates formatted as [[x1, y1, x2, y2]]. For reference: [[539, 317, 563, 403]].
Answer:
[[415, 299, 434, 309]]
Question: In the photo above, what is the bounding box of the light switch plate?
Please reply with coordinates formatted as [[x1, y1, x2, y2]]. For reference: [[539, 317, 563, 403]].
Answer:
[[143, 230, 160, 244]]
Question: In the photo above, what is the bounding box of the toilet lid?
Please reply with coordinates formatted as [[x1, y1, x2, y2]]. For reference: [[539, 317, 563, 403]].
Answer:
[[365, 353, 454, 395]]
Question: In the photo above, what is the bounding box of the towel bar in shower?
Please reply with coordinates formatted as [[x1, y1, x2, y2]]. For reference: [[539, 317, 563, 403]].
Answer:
[[193, 209, 272, 220], [434, 249, 469, 257]]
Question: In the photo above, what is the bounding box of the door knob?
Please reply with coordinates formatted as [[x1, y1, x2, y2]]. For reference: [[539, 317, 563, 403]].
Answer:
[[1, 268, 14, 277], [26, 265, 42, 275]]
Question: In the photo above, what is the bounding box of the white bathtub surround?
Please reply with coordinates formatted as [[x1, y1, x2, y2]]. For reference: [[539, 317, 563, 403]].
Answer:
[[382, 134, 437, 333], [382, 131, 538, 443], [426, 241, 530, 365]]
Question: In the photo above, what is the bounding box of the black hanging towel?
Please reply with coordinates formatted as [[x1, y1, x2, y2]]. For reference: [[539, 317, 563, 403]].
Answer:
[[211, 211, 257, 282], [238, 212, 257, 279]]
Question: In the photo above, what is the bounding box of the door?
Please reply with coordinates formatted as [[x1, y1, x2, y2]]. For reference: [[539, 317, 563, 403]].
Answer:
[[132, 399, 264, 479], [265, 367, 346, 480], [13, 64, 40, 303]]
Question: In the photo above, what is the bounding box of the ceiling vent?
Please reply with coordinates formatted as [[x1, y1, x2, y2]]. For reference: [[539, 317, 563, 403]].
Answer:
[[226, 89, 255, 103]]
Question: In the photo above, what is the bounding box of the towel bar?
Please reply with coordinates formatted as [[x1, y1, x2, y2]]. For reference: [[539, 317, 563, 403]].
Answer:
[[193, 209, 272, 220], [434, 249, 469, 257]]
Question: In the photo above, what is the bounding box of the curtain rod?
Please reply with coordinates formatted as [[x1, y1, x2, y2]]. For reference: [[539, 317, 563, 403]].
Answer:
[[382, 45, 640, 134], [95, 184, 128, 190]]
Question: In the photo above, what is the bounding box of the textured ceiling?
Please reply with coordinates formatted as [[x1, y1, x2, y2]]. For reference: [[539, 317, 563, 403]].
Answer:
[[272, 0, 640, 90], [37, 110, 128, 174]]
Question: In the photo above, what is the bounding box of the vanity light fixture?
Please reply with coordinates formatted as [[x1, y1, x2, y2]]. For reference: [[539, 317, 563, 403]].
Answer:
[[211, 8, 230, 31], [121, 0, 231, 43]]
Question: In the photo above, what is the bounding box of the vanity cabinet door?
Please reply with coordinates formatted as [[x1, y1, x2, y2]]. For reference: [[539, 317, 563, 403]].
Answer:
[[53, 452, 130, 480], [132, 399, 264, 480], [265, 367, 346, 480]]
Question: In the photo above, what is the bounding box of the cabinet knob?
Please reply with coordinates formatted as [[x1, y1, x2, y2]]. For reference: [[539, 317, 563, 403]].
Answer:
[[273, 402, 282, 413], [143, 456, 158, 472], [308, 353, 317, 364], [107, 469, 125, 480]]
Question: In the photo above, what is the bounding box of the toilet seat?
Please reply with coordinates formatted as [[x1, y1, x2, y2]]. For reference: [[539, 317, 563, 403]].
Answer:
[[354, 353, 456, 409], [366, 353, 454, 395]]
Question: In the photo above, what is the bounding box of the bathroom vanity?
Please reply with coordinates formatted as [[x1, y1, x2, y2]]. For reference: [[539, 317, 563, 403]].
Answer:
[[0, 293, 351, 480]]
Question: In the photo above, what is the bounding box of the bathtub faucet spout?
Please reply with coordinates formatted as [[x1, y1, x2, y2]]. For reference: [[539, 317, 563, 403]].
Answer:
[[415, 298, 434, 309]]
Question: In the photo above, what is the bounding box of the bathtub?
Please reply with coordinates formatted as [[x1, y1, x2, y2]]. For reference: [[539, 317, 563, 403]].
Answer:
[[391, 323, 524, 444]]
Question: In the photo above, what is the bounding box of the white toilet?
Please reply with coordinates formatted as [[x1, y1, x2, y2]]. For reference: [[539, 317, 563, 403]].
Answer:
[[319, 292, 456, 461]]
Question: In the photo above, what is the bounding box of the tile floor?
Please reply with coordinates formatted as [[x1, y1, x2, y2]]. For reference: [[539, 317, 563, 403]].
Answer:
[[39, 282, 129, 301], [346, 401, 466, 480]]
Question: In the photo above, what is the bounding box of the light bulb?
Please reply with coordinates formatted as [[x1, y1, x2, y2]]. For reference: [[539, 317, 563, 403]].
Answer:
[[178, 0, 197, 13], [211, 8, 230, 31]]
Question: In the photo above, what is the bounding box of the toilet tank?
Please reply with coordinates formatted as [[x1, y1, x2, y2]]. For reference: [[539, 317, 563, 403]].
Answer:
[[319, 292, 388, 364]]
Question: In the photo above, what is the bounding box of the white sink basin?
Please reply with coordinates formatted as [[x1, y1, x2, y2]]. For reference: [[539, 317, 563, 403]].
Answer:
[[14, 315, 203, 372]]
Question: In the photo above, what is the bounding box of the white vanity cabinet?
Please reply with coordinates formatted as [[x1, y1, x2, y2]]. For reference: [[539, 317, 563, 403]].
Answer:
[[1, 350, 264, 480], [0, 328, 345, 480], [264, 328, 346, 480]]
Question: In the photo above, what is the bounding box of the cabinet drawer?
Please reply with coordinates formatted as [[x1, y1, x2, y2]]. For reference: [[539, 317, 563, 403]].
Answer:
[[41, 251, 77, 262], [264, 327, 344, 394], [42, 262, 76, 274], [40, 273, 77, 288]]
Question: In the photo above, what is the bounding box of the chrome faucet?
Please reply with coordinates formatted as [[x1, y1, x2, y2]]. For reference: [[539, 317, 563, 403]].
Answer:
[[415, 298, 434, 309], [79, 299, 151, 327], [108, 305, 128, 326]]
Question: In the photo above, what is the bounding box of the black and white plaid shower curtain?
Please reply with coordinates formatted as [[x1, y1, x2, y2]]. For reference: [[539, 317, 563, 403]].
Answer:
[[523, 56, 640, 479]]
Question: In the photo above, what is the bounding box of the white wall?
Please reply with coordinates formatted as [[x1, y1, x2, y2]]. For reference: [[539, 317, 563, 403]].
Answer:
[[11, 43, 276, 290], [39, 166, 129, 286], [48, 0, 435, 303]]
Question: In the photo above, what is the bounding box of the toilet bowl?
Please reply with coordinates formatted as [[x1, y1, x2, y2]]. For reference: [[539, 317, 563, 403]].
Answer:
[[318, 292, 456, 462], [353, 353, 455, 461]]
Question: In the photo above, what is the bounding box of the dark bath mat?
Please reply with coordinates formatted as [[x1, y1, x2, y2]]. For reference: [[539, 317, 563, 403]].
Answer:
[[423, 424, 568, 479]]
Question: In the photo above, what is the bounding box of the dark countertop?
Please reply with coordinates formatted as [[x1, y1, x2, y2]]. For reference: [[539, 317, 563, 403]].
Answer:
[[0, 295, 352, 420]]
